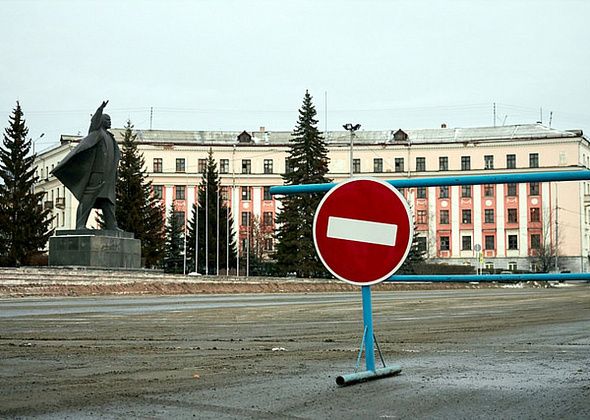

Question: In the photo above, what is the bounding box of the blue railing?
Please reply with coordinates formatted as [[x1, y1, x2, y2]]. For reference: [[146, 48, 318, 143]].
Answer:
[[270, 168, 590, 195]]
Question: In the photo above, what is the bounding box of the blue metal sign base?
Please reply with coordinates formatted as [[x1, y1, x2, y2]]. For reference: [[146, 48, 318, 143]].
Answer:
[[336, 286, 402, 386]]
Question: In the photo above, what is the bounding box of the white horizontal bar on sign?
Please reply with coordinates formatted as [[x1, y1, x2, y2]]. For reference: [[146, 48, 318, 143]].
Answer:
[[326, 216, 398, 247]]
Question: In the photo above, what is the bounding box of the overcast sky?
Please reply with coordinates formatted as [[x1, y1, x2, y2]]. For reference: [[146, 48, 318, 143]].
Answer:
[[1, 0, 589, 152]]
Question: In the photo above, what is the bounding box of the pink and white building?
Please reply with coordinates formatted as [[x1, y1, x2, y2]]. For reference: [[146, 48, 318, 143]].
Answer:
[[36, 124, 590, 272]]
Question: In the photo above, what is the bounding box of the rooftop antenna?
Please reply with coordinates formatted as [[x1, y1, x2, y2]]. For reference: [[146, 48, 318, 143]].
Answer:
[[149, 107, 153, 130], [549, 111, 553, 128], [324, 91, 328, 141], [493, 102, 496, 127]]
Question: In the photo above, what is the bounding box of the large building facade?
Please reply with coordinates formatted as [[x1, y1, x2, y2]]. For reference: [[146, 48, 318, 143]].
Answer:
[[35, 124, 590, 272]]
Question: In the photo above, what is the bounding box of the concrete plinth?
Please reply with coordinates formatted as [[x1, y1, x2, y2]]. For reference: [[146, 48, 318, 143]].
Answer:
[[49, 230, 141, 269]]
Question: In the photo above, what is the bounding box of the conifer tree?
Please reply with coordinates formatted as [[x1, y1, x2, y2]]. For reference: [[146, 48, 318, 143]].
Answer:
[[115, 121, 165, 267], [398, 220, 427, 274], [186, 149, 236, 274], [275, 90, 331, 278], [163, 210, 184, 273], [0, 102, 53, 266]]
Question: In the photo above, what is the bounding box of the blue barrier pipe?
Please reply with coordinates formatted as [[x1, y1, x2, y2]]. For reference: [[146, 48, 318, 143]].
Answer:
[[387, 273, 590, 282], [361, 286, 375, 371], [269, 169, 590, 195]]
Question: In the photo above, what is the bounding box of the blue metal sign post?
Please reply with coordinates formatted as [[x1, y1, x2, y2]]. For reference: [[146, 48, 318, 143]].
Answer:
[[270, 169, 590, 387]]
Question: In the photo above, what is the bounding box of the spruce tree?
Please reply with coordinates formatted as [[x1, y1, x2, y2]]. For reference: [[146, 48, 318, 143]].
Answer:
[[186, 149, 237, 274], [398, 221, 427, 274], [275, 90, 331, 278], [0, 102, 53, 266], [163, 210, 184, 273], [115, 120, 165, 268]]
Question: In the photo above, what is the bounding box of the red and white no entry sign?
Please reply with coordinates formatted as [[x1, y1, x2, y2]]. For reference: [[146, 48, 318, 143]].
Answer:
[[313, 178, 413, 286]]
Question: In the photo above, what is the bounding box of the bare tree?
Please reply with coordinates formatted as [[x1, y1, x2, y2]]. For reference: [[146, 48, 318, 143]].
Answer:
[[529, 210, 561, 273]]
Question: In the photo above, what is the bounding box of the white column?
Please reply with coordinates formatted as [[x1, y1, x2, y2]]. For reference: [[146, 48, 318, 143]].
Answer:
[[518, 183, 528, 257], [451, 186, 460, 257], [232, 185, 240, 248], [428, 187, 437, 258], [187, 185, 196, 215], [252, 187, 262, 218], [496, 184, 505, 256], [473, 184, 482, 251], [165, 185, 174, 219]]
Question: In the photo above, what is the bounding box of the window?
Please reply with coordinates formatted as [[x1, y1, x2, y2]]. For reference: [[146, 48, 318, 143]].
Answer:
[[484, 184, 494, 197], [416, 157, 426, 172], [373, 158, 383, 173], [353, 158, 361, 173], [461, 185, 471, 198], [485, 262, 494, 271], [264, 159, 274, 174], [440, 236, 450, 251], [264, 238, 274, 251], [416, 210, 427, 224], [241, 186, 251, 200], [530, 234, 541, 249], [220, 159, 229, 174], [398, 187, 405, 196], [507, 183, 517, 196], [461, 156, 471, 171], [508, 235, 518, 250], [395, 158, 404, 172], [416, 187, 427, 199], [439, 156, 448, 171], [485, 235, 495, 250], [220, 187, 229, 200], [506, 154, 516, 169], [263, 211, 273, 226], [176, 158, 186, 173], [173, 211, 185, 226], [440, 210, 449, 224], [530, 207, 540, 222], [242, 159, 251, 174], [198, 158, 207, 173], [263, 186, 272, 201], [462, 209, 472, 224], [529, 153, 539, 168], [484, 155, 494, 170], [153, 185, 163, 200], [485, 209, 494, 223], [462, 236, 472, 251], [241, 211, 251, 227], [175, 185, 185, 200], [529, 182, 539, 196], [439, 186, 449, 198], [153, 158, 163, 173], [285, 158, 293, 174], [508, 262, 517, 271], [416, 237, 427, 253], [507, 208, 518, 223]]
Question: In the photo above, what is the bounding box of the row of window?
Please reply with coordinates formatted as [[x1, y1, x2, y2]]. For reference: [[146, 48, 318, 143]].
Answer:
[[153, 185, 274, 201], [152, 153, 541, 175], [405, 182, 540, 199], [440, 233, 542, 251], [154, 158, 274, 175], [427, 207, 541, 225], [171, 210, 275, 229], [358, 153, 540, 173]]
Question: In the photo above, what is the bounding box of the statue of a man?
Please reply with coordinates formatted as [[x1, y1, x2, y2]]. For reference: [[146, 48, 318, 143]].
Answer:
[[52, 101, 121, 230]]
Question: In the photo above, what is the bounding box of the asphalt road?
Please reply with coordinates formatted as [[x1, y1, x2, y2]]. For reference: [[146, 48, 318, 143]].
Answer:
[[1, 286, 589, 418]]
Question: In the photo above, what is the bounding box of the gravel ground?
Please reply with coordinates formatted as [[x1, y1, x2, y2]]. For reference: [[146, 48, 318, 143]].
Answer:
[[0, 286, 589, 419]]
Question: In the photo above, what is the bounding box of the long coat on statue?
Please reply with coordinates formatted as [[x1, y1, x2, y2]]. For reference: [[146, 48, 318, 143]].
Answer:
[[52, 112, 120, 205]]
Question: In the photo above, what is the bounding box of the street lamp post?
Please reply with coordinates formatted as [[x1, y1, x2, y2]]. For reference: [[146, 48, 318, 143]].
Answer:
[[343, 123, 361, 177]]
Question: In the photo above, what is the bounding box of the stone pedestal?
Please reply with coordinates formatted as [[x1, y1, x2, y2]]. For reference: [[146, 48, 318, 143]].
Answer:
[[49, 230, 141, 268]]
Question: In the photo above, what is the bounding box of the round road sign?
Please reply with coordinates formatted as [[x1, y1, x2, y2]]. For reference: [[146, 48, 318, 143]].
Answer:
[[313, 178, 413, 286]]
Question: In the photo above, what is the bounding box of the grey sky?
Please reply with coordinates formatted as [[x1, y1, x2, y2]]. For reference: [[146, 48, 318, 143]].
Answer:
[[1, 0, 589, 152]]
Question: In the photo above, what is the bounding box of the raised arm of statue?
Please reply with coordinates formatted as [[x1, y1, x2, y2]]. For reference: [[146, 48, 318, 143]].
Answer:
[[88, 101, 109, 133]]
